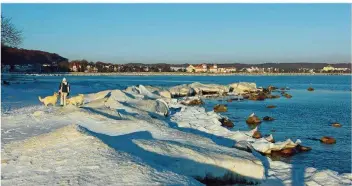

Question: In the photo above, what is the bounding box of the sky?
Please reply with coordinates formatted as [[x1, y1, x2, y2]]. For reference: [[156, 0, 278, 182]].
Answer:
[[1, 4, 351, 64]]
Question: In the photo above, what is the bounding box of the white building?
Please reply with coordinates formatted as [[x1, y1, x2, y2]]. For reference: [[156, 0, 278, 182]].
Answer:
[[170, 66, 186, 72], [322, 65, 335, 72], [322, 65, 349, 72]]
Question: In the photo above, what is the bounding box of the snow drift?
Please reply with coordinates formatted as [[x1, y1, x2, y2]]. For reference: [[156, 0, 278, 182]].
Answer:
[[2, 83, 351, 186]]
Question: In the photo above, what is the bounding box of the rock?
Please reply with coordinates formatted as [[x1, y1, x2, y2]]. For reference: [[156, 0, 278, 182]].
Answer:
[[169, 84, 195, 97], [266, 94, 280, 99], [272, 148, 297, 157], [307, 87, 314, 91], [265, 134, 275, 143], [297, 145, 312, 152], [229, 82, 257, 94], [242, 94, 250, 99], [283, 93, 292, 98], [262, 88, 270, 94], [263, 116, 275, 121], [169, 82, 230, 97], [268, 85, 277, 91], [246, 113, 261, 125], [181, 98, 204, 106], [270, 144, 311, 157], [252, 131, 262, 139], [219, 118, 234, 128], [320, 136, 336, 144], [266, 105, 276, 108], [257, 93, 266, 100], [213, 104, 227, 112], [159, 90, 172, 98], [248, 93, 266, 101], [331, 123, 342, 127], [190, 82, 229, 96], [143, 85, 163, 93]]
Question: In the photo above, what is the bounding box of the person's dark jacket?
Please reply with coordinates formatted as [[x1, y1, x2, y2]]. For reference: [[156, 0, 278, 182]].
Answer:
[[59, 82, 70, 95]]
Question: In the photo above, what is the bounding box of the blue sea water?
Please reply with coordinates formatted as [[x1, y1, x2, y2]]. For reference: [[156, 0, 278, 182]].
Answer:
[[1, 75, 351, 173]]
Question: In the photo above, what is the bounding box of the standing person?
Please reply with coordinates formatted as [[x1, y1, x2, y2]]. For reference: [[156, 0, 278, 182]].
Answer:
[[58, 77, 70, 106]]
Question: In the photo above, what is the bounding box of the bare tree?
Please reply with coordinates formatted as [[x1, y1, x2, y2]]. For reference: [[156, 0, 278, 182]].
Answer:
[[1, 15, 23, 47]]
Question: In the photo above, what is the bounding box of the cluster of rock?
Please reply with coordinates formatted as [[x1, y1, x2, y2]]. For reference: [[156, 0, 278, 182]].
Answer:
[[167, 82, 292, 103], [115, 83, 327, 159]]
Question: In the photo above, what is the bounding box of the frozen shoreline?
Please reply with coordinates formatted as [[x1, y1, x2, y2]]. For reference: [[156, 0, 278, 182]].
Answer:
[[1, 83, 351, 185]]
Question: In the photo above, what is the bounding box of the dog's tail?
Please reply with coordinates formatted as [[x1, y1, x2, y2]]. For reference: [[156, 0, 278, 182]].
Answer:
[[38, 96, 44, 102]]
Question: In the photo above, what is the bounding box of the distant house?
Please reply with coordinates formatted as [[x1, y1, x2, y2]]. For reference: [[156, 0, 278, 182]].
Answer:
[[245, 66, 259, 73], [224, 67, 236, 73], [187, 64, 236, 73], [322, 65, 335, 72], [186, 65, 196, 72], [70, 63, 81, 72], [143, 66, 149, 72], [170, 66, 185, 72], [186, 64, 207, 73], [114, 66, 118, 72], [209, 64, 218, 73]]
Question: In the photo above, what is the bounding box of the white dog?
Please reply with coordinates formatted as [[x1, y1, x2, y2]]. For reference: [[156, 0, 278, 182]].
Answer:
[[38, 92, 59, 106], [67, 94, 84, 106]]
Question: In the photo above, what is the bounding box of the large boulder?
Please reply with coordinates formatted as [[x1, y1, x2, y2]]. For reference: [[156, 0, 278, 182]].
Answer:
[[189, 82, 229, 96], [213, 104, 227, 112], [246, 113, 261, 125], [181, 98, 204, 106], [169, 84, 195, 97], [229, 82, 257, 94]]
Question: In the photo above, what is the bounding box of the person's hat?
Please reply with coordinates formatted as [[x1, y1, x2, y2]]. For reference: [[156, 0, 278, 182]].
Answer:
[[62, 77, 67, 82]]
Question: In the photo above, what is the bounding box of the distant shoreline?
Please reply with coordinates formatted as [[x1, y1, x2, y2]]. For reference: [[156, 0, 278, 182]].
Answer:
[[2, 72, 351, 76]]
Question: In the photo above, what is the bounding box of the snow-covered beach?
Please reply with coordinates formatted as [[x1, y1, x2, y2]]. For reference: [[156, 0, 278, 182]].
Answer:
[[1, 82, 351, 186]]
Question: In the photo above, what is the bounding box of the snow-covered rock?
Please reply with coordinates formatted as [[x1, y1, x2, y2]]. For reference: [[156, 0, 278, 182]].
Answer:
[[169, 82, 229, 97], [229, 82, 257, 94], [159, 90, 172, 98], [169, 84, 195, 97]]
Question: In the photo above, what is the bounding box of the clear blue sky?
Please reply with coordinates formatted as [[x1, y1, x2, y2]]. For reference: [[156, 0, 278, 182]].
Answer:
[[2, 4, 351, 64]]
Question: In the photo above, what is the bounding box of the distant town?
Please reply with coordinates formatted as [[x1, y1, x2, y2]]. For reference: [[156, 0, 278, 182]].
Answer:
[[1, 46, 351, 74]]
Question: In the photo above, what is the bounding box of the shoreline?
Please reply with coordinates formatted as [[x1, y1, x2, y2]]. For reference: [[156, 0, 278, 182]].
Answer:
[[4, 72, 351, 76]]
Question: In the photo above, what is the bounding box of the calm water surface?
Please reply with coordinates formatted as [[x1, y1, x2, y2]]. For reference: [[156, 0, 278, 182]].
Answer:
[[1, 75, 351, 173]]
